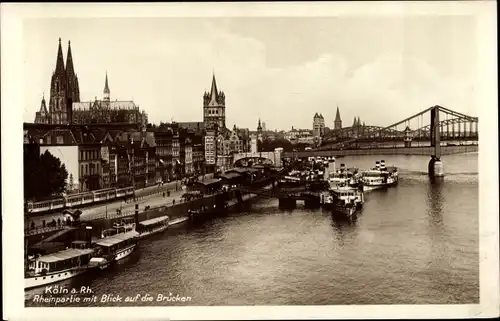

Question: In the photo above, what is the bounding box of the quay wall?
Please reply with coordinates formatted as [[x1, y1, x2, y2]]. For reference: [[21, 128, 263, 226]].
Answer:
[[26, 184, 271, 244], [282, 145, 478, 158]]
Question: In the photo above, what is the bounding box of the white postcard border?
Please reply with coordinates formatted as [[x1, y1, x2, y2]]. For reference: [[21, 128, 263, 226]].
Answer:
[[2, 2, 498, 320]]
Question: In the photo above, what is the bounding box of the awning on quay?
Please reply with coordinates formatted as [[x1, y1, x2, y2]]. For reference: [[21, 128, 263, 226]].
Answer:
[[192, 178, 221, 187], [219, 172, 242, 180]]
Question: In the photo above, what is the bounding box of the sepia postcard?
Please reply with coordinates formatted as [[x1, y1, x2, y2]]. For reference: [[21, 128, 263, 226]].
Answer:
[[2, 1, 498, 320]]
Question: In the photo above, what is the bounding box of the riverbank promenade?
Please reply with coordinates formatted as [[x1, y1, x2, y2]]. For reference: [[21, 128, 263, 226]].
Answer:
[[25, 174, 214, 232]]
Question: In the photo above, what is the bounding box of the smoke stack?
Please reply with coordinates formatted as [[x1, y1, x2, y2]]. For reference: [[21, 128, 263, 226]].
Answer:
[[328, 158, 336, 174], [380, 160, 386, 170], [375, 161, 380, 170], [134, 204, 139, 231], [340, 163, 345, 172], [85, 225, 92, 248]]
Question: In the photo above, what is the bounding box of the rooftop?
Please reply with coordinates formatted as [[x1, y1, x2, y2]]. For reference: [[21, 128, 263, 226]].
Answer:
[[193, 178, 221, 187], [37, 248, 95, 264], [218, 172, 242, 180], [94, 230, 139, 247]]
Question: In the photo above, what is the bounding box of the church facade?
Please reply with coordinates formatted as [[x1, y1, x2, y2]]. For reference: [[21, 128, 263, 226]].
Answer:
[[35, 38, 80, 125]]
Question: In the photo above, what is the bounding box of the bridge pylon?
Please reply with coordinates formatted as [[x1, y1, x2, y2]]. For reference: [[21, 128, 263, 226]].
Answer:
[[429, 106, 444, 177]]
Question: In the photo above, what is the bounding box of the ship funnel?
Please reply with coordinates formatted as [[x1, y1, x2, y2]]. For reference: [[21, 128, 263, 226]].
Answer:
[[85, 225, 93, 248], [380, 160, 386, 170], [329, 158, 336, 173], [375, 161, 380, 169], [325, 158, 336, 178], [340, 163, 345, 172]]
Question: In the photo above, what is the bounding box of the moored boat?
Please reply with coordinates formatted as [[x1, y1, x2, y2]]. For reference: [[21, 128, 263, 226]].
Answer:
[[136, 215, 170, 239], [360, 160, 398, 192], [88, 230, 139, 269], [321, 185, 364, 217], [327, 165, 361, 189], [25, 242, 95, 290]]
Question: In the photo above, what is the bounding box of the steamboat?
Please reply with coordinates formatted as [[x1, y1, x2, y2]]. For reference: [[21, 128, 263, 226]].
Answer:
[[25, 243, 95, 289], [25, 226, 97, 289], [321, 184, 364, 217], [88, 230, 139, 270], [360, 160, 399, 192], [326, 163, 361, 189], [135, 215, 170, 239]]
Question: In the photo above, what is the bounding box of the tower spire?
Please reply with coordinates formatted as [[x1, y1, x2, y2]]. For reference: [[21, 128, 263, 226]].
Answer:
[[103, 71, 110, 101], [66, 40, 75, 76], [335, 106, 341, 122], [210, 72, 218, 102], [104, 71, 110, 93], [55, 37, 65, 73]]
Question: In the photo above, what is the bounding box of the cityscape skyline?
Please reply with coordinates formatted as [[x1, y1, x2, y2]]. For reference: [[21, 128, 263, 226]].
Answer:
[[24, 17, 477, 131]]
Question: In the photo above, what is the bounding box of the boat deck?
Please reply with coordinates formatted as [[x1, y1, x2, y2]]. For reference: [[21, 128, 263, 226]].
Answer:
[[94, 231, 139, 247], [37, 248, 95, 263]]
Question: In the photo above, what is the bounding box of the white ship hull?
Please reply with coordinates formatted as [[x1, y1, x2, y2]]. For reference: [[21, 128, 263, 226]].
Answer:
[[362, 184, 386, 192], [322, 201, 358, 217], [114, 244, 136, 262], [169, 217, 189, 226], [333, 204, 357, 217], [25, 266, 89, 290], [362, 178, 398, 192], [138, 225, 169, 239]]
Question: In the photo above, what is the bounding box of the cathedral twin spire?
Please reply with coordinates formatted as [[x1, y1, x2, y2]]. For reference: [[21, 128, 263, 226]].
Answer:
[[54, 38, 77, 80]]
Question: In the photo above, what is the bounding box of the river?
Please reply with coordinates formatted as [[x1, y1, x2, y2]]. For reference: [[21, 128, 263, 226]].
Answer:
[[26, 153, 479, 306]]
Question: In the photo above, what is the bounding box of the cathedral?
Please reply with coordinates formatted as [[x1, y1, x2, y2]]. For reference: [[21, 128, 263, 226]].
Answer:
[[35, 38, 147, 127], [203, 73, 226, 130], [35, 38, 80, 125], [72, 73, 147, 126]]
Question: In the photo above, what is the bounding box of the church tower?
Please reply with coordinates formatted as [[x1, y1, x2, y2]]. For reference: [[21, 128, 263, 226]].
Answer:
[[203, 73, 226, 130], [334, 105, 342, 129], [65, 40, 80, 104], [49, 38, 70, 125], [103, 72, 110, 102], [257, 118, 263, 141], [34, 94, 49, 124]]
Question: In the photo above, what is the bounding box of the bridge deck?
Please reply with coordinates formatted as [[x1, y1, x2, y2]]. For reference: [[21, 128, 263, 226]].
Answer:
[[283, 144, 478, 158]]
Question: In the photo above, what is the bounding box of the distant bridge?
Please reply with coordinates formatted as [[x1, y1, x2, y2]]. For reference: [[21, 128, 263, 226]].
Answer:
[[283, 144, 478, 159], [322, 105, 478, 148], [318, 105, 478, 176]]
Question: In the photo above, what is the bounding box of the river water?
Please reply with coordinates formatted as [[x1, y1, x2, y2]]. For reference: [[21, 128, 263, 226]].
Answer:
[[26, 153, 479, 306]]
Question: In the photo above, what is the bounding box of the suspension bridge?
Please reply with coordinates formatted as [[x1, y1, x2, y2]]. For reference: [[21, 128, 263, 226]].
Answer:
[[282, 105, 478, 177]]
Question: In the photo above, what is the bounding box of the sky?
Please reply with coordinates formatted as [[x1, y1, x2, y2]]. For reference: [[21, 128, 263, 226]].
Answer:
[[23, 16, 478, 131]]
